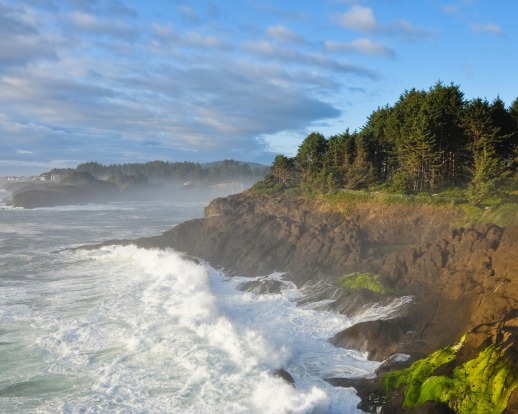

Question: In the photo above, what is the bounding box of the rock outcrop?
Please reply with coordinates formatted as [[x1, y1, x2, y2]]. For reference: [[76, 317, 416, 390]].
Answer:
[[141, 193, 516, 354], [9, 173, 120, 208], [352, 311, 518, 414]]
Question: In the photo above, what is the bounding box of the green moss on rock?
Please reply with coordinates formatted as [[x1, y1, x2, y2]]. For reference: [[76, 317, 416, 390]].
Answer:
[[382, 337, 518, 414], [338, 272, 394, 294], [382, 343, 459, 407]]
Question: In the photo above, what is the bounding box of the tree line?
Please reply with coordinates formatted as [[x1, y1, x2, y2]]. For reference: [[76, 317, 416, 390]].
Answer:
[[262, 82, 518, 200], [45, 160, 268, 186]]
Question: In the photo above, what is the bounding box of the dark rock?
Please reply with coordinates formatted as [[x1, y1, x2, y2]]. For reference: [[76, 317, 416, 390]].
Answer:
[[273, 369, 295, 386], [331, 318, 421, 361], [9, 179, 120, 208], [238, 279, 287, 294], [294, 282, 393, 317]]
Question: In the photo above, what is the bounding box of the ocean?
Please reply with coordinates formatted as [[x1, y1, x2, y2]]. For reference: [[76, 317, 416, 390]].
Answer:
[[0, 199, 381, 413]]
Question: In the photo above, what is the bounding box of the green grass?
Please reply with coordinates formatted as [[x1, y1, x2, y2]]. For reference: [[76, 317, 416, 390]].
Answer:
[[250, 179, 518, 226], [459, 202, 518, 226], [337, 272, 394, 295]]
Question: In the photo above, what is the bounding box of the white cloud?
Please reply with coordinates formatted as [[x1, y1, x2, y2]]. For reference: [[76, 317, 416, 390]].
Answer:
[[325, 38, 394, 58], [470, 22, 504, 36], [151, 23, 177, 39], [184, 32, 231, 49], [0, 0, 390, 172], [243, 40, 377, 78], [105, 0, 137, 18], [334, 5, 434, 40], [70, 10, 97, 28], [0, 34, 57, 66], [151, 24, 229, 50], [389, 19, 434, 41], [68, 10, 138, 39], [266, 25, 305, 43], [335, 5, 378, 32], [0, 2, 59, 68]]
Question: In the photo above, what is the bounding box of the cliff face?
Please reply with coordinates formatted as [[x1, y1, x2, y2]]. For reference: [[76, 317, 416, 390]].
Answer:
[[150, 192, 461, 283], [146, 193, 517, 351], [141, 191, 517, 413]]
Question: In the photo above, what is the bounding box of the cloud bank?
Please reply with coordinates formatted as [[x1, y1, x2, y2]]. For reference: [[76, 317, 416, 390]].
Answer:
[[0, 0, 511, 175]]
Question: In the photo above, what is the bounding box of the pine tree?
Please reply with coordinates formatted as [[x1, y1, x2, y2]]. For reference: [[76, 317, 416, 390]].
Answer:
[[423, 82, 467, 186], [295, 132, 328, 189], [463, 98, 509, 199]]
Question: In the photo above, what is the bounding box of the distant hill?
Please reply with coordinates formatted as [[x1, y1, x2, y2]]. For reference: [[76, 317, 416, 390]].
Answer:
[[4, 159, 269, 208], [44, 159, 269, 185]]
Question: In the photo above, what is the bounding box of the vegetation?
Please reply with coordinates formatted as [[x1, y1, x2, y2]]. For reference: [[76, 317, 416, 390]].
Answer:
[[382, 337, 518, 414], [253, 82, 518, 203], [44, 159, 268, 186], [337, 272, 394, 295]]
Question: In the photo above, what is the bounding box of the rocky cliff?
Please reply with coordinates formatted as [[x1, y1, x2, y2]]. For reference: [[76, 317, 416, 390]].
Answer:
[[128, 191, 517, 413]]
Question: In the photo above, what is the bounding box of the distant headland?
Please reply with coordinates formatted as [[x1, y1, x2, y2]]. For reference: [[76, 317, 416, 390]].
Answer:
[[0, 159, 269, 208]]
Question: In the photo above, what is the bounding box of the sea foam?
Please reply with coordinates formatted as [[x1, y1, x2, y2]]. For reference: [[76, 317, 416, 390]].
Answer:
[[1, 239, 379, 413]]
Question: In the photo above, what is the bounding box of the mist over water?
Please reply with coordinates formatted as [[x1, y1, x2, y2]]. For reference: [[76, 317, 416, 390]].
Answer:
[[0, 200, 380, 413]]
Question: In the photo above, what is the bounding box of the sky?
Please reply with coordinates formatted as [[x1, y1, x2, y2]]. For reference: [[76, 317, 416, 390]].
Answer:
[[1, 0, 517, 175]]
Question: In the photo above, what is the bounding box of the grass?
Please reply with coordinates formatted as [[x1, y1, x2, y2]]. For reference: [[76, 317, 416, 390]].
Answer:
[[250, 181, 518, 227], [316, 189, 518, 227], [460, 202, 518, 227]]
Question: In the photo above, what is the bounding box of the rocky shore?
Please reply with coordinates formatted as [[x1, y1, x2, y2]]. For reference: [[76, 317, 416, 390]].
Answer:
[[94, 191, 517, 413]]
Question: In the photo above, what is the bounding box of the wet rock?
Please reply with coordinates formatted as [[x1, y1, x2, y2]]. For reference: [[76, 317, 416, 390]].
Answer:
[[238, 279, 287, 294], [357, 311, 518, 413], [273, 369, 295, 386], [331, 318, 421, 361]]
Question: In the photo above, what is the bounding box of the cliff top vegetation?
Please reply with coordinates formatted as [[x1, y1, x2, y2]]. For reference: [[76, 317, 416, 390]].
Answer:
[[252, 81, 518, 224]]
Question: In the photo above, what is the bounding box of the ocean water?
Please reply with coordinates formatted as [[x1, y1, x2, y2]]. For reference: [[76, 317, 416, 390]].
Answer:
[[0, 200, 381, 413]]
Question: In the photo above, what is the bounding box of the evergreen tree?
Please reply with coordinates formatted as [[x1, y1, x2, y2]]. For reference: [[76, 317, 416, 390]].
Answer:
[[386, 88, 429, 191], [361, 106, 395, 182], [396, 111, 441, 191], [257, 82, 517, 197], [510, 98, 518, 126], [323, 130, 359, 189], [295, 132, 328, 188], [271, 155, 296, 186], [490, 97, 517, 169], [344, 133, 376, 189], [510, 98, 518, 178], [423, 82, 467, 186], [463, 98, 509, 199]]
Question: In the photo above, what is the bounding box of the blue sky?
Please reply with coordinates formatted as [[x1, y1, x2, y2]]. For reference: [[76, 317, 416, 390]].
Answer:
[[1, 0, 517, 175]]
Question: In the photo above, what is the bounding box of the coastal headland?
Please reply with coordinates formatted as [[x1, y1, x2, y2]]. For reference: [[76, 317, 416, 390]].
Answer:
[[129, 191, 518, 413]]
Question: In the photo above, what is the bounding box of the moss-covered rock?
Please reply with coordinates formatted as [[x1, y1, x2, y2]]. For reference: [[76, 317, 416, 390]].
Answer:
[[382, 313, 518, 414], [382, 341, 460, 408], [337, 271, 395, 295]]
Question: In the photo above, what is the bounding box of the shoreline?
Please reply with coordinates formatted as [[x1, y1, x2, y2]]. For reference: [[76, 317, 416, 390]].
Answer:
[[74, 191, 518, 413]]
